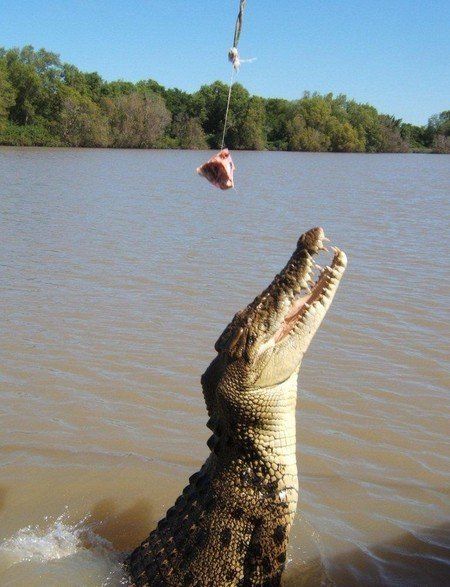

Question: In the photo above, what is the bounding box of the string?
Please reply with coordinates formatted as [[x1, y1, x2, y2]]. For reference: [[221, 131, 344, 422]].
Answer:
[[220, 66, 236, 150], [220, 0, 248, 150]]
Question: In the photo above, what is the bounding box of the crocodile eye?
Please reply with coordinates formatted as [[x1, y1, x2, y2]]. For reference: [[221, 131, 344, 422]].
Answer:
[[248, 335, 256, 345]]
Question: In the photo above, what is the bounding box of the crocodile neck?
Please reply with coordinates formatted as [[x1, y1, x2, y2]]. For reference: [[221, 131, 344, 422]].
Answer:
[[127, 372, 299, 587]]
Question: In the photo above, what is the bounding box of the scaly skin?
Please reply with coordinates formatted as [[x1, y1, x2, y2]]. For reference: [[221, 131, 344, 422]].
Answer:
[[125, 227, 347, 586]]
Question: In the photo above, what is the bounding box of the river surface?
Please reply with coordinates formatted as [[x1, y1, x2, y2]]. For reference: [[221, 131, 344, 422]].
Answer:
[[0, 147, 449, 586]]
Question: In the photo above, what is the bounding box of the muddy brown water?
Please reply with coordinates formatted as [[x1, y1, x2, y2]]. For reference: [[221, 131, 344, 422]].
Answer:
[[0, 147, 449, 586]]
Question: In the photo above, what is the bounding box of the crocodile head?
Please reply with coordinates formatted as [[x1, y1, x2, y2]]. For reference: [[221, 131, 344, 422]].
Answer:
[[204, 227, 347, 400]]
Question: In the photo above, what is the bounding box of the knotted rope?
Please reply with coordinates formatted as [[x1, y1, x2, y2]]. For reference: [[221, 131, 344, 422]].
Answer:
[[221, 0, 252, 150]]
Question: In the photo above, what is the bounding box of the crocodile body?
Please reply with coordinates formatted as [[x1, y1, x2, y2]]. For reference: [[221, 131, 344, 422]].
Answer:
[[125, 227, 347, 586]]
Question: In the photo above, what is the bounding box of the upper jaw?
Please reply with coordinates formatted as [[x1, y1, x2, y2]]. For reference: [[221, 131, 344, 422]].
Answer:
[[271, 245, 347, 345], [215, 227, 347, 359]]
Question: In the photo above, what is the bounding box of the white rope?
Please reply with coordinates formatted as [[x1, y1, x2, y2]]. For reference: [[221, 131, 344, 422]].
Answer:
[[220, 65, 237, 150], [219, 0, 254, 150]]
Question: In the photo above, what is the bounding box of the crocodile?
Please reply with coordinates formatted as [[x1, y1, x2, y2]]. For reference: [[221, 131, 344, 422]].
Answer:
[[125, 227, 347, 586]]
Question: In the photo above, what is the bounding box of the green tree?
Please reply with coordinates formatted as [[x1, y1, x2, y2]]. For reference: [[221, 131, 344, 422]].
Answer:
[[135, 79, 166, 98], [427, 111, 450, 153], [4, 53, 45, 124], [223, 83, 251, 149], [327, 119, 365, 152], [327, 93, 349, 123], [265, 98, 291, 150], [296, 94, 333, 132], [400, 123, 427, 151], [164, 88, 197, 118], [84, 72, 106, 101], [62, 65, 106, 103], [287, 113, 331, 151], [431, 133, 450, 153], [57, 87, 109, 147], [194, 81, 231, 147], [0, 60, 15, 129], [104, 80, 136, 98], [106, 92, 171, 148], [428, 110, 450, 136], [194, 81, 250, 148], [345, 101, 381, 152], [2, 46, 63, 125], [286, 113, 303, 150], [239, 96, 266, 150], [377, 115, 409, 152], [172, 113, 208, 149]]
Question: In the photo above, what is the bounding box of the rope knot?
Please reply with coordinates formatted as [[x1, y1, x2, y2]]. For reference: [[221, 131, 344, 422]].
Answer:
[[228, 47, 241, 70]]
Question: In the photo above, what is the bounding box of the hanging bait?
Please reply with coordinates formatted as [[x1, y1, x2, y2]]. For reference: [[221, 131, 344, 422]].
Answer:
[[197, 0, 249, 190], [197, 148, 235, 190]]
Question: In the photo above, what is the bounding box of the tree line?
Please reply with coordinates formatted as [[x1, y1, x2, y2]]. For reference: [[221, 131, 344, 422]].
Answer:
[[0, 46, 448, 153]]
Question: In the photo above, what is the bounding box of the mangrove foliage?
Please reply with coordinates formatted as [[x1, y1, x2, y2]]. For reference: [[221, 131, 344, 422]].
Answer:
[[0, 46, 448, 153]]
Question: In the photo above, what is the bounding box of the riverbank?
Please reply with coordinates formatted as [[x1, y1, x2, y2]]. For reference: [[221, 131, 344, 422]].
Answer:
[[1, 46, 449, 154], [0, 123, 447, 154]]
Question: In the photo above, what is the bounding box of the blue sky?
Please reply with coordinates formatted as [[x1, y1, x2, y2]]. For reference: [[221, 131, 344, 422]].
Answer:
[[2, 0, 449, 125]]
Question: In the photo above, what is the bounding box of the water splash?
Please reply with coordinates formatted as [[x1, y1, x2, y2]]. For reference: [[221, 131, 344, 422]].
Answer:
[[0, 509, 128, 586]]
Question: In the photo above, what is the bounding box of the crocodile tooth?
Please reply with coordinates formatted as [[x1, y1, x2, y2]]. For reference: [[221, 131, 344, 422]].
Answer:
[[334, 253, 347, 268]]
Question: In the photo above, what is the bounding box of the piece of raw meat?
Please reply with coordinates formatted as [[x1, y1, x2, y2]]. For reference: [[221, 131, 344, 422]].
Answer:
[[197, 149, 235, 190]]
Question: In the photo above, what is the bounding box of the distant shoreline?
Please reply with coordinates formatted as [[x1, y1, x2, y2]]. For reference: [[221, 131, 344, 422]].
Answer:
[[1, 144, 445, 154], [1, 45, 448, 154]]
